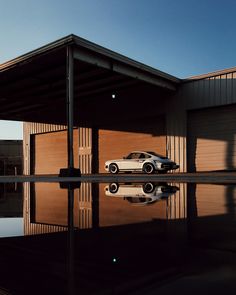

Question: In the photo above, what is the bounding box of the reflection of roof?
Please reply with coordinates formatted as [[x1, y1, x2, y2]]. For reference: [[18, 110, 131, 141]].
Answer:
[[0, 34, 180, 125]]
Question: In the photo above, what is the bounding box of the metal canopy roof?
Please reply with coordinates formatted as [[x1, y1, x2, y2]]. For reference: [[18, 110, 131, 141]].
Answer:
[[0, 34, 180, 126]]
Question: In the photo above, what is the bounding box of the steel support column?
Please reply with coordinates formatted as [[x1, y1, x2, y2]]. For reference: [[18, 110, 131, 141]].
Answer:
[[66, 45, 74, 169], [59, 45, 80, 179]]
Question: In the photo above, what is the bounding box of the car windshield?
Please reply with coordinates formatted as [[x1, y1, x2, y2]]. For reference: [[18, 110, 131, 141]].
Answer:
[[146, 151, 168, 159]]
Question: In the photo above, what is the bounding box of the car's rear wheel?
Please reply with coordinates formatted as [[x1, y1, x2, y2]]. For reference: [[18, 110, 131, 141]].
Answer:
[[143, 163, 155, 174], [109, 163, 119, 174], [143, 182, 155, 193]]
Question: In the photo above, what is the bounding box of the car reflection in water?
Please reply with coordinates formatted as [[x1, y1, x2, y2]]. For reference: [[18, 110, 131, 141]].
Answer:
[[105, 182, 179, 206]]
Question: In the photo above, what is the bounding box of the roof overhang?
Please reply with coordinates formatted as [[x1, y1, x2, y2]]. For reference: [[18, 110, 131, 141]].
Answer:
[[0, 34, 180, 126]]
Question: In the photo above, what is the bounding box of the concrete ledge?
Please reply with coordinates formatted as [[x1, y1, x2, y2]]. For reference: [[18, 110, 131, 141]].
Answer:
[[0, 172, 235, 183]]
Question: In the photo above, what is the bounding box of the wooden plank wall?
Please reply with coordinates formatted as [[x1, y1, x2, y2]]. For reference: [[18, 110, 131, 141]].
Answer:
[[23, 123, 92, 235]]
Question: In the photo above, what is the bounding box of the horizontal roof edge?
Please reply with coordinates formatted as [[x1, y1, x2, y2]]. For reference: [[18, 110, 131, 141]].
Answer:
[[0, 35, 75, 72], [72, 35, 180, 84], [184, 66, 236, 81], [0, 34, 180, 84]]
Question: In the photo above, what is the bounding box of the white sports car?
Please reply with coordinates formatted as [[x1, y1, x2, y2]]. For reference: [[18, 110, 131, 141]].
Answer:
[[105, 182, 179, 206], [105, 151, 179, 174]]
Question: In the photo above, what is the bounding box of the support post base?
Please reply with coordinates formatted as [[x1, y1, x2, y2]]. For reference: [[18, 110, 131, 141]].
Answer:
[[59, 168, 81, 189]]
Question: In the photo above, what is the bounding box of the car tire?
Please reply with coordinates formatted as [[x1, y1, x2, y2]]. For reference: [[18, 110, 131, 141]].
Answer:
[[143, 163, 155, 174], [109, 163, 119, 174], [143, 182, 155, 193], [109, 183, 119, 193]]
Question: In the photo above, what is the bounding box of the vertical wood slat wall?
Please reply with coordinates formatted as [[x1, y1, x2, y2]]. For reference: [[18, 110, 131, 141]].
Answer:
[[166, 183, 186, 220], [23, 123, 93, 235], [77, 128, 92, 229]]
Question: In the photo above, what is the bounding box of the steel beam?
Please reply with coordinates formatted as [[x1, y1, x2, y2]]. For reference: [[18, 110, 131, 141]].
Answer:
[[73, 47, 177, 91], [66, 46, 74, 169]]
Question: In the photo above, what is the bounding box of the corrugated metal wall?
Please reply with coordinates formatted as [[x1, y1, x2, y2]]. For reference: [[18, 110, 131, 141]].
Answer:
[[167, 70, 236, 172], [167, 109, 187, 173], [23, 123, 92, 235], [185, 72, 236, 110], [187, 105, 236, 171]]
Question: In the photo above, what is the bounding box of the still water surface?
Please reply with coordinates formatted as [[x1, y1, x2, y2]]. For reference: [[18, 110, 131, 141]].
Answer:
[[0, 181, 236, 294], [0, 218, 23, 237]]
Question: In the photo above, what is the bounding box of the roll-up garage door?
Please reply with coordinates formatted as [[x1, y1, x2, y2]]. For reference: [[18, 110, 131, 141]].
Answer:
[[33, 129, 78, 174], [98, 117, 166, 173], [32, 129, 79, 226], [188, 105, 236, 172]]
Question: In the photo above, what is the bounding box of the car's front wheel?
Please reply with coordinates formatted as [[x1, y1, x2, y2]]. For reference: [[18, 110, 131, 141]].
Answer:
[[109, 163, 119, 174], [143, 163, 155, 174], [109, 183, 119, 193]]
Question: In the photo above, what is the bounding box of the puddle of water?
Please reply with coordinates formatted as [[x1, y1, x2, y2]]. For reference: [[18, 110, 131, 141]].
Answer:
[[0, 218, 23, 237], [0, 181, 236, 294]]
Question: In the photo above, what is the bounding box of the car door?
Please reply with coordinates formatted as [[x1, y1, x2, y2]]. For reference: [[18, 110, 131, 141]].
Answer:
[[119, 152, 141, 170], [128, 152, 144, 170]]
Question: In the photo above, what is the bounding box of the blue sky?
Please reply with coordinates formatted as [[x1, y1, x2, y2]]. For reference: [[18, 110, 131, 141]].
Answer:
[[1, 0, 236, 138]]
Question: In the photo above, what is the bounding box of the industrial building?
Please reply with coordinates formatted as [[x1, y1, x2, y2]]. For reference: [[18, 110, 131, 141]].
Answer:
[[0, 34, 236, 233], [14, 36, 236, 176]]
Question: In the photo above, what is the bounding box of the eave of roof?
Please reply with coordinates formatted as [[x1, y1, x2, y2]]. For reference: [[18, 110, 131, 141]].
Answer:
[[0, 34, 180, 85], [184, 66, 236, 82], [0, 34, 186, 126]]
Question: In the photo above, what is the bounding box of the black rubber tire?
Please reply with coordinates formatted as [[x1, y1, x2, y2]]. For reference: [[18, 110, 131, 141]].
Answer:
[[109, 183, 119, 193], [143, 163, 155, 174], [143, 182, 155, 193], [109, 163, 119, 174]]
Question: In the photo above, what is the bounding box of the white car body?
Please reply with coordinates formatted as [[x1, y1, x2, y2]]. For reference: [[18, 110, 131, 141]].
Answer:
[[105, 182, 179, 206], [104, 151, 179, 174]]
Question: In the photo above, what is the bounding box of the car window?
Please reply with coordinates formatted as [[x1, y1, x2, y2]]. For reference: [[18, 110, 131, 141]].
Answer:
[[126, 153, 132, 159], [126, 153, 141, 159]]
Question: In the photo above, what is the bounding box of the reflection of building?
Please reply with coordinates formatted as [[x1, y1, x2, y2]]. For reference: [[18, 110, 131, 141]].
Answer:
[[24, 181, 185, 234], [24, 182, 92, 235], [0, 140, 23, 217], [186, 184, 236, 250]]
